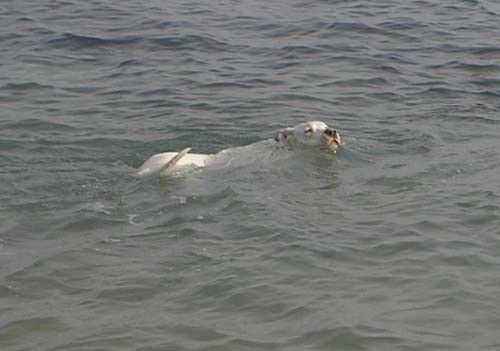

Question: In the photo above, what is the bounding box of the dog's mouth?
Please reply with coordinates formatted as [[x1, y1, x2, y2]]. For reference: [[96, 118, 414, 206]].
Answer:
[[323, 128, 342, 149], [275, 127, 342, 147]]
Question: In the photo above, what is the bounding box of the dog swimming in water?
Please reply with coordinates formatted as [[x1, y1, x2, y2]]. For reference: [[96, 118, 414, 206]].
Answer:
[[135, 121, 342, 178]]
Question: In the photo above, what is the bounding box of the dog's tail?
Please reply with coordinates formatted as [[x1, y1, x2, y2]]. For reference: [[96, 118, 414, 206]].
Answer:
[[159, 147, 192, 176]]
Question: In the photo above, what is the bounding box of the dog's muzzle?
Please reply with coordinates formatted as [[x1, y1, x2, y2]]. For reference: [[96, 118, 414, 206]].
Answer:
[[325, 128, 336, 137], [324, 128, 342, 146]]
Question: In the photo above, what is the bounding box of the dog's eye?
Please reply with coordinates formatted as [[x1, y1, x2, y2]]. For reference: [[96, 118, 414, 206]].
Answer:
[[304, 128, 313, 136]]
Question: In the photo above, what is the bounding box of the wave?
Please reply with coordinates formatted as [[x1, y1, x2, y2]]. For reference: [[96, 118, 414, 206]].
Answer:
[[0, 82, 55, 91], [1, 118, 75, 132], [47, 33, 142, 49], [151, 34, 236, 53]]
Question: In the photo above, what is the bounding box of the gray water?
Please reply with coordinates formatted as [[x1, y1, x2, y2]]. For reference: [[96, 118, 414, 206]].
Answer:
[[2, 0, 500, 350]]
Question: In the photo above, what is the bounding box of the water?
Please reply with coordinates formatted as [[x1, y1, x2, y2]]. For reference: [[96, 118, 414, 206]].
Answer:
[[1, 0, 500, 349]]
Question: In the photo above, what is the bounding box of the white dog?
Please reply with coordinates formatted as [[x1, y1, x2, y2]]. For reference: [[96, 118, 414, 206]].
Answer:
[[135, 121, 342, 178]]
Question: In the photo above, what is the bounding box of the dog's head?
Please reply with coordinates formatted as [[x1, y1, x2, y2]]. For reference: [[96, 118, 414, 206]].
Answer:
[[275, 121, 342, 151]]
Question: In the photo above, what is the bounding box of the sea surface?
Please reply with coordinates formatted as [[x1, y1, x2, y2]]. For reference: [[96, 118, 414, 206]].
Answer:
[[1, 0, 500, 350]]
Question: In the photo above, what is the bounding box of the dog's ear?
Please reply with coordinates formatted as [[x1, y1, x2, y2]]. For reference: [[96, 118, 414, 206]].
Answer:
[[283, 129, 293, 139]]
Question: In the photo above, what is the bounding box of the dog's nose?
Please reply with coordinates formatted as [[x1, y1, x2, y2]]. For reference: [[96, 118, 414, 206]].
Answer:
[[325, 128, 337, 136]]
